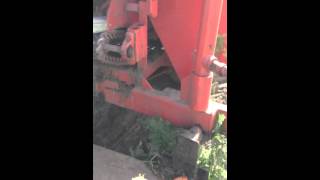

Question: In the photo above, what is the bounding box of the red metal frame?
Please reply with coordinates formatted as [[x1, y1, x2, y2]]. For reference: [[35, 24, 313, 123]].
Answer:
[[216, 0, 227, 64], [96, 0, 227, 133]]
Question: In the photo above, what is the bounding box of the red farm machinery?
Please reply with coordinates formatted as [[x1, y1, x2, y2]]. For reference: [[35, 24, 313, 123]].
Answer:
[[94, 0, 227, 134]]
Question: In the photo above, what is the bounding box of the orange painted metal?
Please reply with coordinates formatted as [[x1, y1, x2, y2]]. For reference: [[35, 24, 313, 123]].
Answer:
[[96, 0, 227, 133]]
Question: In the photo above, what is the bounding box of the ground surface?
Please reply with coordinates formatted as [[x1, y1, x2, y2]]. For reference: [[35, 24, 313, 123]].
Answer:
[[93, 90, 180, 179], [94, 144, 159, 180], [93, 86, 226, 180], [93, 95, 147, 155]]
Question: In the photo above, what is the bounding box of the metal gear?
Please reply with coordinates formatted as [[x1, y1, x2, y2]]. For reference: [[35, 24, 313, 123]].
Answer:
[[96, 29, 128, 65]]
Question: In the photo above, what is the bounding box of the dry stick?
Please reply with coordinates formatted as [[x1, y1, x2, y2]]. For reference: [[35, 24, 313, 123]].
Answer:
[[211, 93, 224, 98], [148, 152, 161, 176], [217, 89, 225, 93], [218, 83, 227, 88]]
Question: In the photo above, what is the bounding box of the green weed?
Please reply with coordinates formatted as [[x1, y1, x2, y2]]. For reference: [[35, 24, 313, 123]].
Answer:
[[137, 116, 177, 155], [197, 114, 227, 180]]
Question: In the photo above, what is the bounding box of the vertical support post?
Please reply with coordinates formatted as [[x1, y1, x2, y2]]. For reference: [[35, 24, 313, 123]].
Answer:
[[190, 0, 224, 111]]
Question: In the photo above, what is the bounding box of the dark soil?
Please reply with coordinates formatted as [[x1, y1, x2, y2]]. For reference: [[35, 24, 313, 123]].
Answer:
[[93, 92, 179, 179], [93, 88, 147, 155]]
